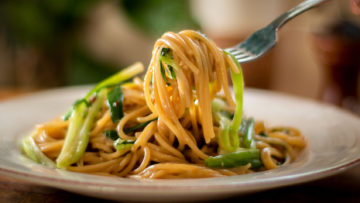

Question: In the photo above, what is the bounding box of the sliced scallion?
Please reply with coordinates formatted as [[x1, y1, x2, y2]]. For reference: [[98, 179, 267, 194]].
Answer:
[[113, 138, 135, 151], [107, 86, 124, 123], [105, 130, 119, 141], [123, 118, 158, 134]]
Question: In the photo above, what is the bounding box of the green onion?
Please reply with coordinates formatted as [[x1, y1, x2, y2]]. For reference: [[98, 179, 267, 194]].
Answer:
[[73, 98, 90, 107], [159, 47, 178, 74], [21, 133, 55, 167], [62, 108, 72, 121], [259, 131, 268, 137], [168, 65, 176, 79], [242, 118, 256, 148], [105, 130, 119, 141], [239, 118, 248, 135], [84, 62, 144, 101], [211, 98, 228, 115], [159, 60, 167, 82], [123, 118, 158, 134], [218, 117, 238, 153], [221, 110, 234, 120], [107, 86, 124, 123], [57, 63, 144, 167], [62, 62, 144, 121], [159, 48, 177, 83], [212, 100, 237, 153], [205, 148, 262, 169], [62, 99, 90, 121], [113, 138, 135, 151], [213, 51, 244, 153], [228, 51, 244, 146], [56, 89, 107, 168], [160, 47, 171, 57]]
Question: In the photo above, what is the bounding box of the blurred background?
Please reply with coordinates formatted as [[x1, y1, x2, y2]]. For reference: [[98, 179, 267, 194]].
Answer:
[[0, 0, 360, 113]]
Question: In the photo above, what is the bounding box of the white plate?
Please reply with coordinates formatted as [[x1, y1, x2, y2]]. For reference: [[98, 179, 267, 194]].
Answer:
[[0, 86, 360, 202]]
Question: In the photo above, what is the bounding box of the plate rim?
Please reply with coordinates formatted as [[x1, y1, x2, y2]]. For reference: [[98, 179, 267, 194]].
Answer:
[[0, 157, 359, 192]]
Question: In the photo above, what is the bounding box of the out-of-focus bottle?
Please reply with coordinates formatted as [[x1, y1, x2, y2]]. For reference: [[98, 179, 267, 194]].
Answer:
[[311, 0, 360, 114]]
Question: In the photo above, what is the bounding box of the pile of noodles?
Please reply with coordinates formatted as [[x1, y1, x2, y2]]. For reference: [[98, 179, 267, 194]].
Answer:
[[25, 30, 306, 179]]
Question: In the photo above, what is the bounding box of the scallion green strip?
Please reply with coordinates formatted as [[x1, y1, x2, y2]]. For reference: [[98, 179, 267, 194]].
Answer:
[[63, 62, 144, 121], [212, 99, 238, 153], [159, 48, 177, 82], [113, 138, 135, 151], [84, 62, 144, 101], [62, 108, 73, 121], [168, 65, 176, 79], [22, 133, 55, 167], [107, 86, 124, 123], [243, 118, 256, 148], [159, 60, 167, 82], [213, 51, 244, 153], [159, 47, 178, 74], [217, 117, 238, 153], [105, 130, 119, 141], [228, 51, 244, 146], [62, 99, 90, 121], [259, 131, 268, 137], [205, 148, 262, 169], [56, 89, 107, 168], [123, 118, 158, 134], [160, 47, 170, 56]]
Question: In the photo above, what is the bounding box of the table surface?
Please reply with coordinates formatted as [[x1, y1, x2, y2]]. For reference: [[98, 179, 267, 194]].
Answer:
[[1, 89, 360, 203]]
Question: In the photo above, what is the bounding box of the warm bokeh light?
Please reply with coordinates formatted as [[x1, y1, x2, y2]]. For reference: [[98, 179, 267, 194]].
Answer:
[[0, 0, 359, 113]]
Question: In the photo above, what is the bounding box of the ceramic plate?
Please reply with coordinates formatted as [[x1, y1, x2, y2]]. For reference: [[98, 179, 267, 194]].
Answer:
[[0, 86, 360, 202]]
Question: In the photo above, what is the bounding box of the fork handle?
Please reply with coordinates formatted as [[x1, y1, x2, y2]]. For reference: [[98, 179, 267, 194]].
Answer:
[[270, 0, 329, 30]]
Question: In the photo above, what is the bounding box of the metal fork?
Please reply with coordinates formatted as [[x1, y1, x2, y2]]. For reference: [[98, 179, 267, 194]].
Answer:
[[225, 0, 329, 63]]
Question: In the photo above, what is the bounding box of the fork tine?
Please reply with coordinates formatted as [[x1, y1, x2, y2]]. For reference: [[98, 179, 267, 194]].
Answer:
[[225, 47, 239, 53], [236, 55, 257, 63], [234, 52, 252, 59], [228, 49, 246, 56]]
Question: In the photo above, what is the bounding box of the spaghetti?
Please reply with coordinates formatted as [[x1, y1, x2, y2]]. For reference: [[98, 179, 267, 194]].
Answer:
[[22, 30, 306, 179]]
